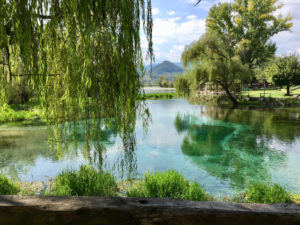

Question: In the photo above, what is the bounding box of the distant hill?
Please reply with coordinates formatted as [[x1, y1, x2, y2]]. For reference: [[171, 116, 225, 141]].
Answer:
[[146, 61, 184, 78]]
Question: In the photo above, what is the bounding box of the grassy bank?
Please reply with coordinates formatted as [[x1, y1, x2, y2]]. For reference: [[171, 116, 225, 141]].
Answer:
[[140, 93, 176, 100], [0, 101, 44, 125], [242, 89, 300, 99], [1, 168, 299, 204]]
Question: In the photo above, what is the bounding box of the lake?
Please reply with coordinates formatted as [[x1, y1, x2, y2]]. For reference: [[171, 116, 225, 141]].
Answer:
[[0, 99, 300, 197]]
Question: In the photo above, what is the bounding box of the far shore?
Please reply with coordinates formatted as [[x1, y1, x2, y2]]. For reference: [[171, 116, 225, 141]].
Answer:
[[143, 86, 175, 94]]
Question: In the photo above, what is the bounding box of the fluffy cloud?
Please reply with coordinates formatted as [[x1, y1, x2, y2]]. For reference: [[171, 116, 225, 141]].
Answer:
[[272, 1, 300, 55], [155, 45, 186, 62], [152, 8, 160, 15], [153, 16, 205, 44], [151, 15, 205, 62], [167, 11, 176, 16]]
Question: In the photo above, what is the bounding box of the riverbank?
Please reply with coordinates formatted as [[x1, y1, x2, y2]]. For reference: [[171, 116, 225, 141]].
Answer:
[[1, 169, 299, 204], [190, 94, 300, 107]]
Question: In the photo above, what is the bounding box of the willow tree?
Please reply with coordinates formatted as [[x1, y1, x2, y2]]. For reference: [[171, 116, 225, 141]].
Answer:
[[182, 32, 249, 105], [0, 1, 153, 168]]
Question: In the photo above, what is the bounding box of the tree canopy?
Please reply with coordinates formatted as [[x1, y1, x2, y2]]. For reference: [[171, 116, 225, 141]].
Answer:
[[182, 32, 249, 105], [266, 54, 300, 95], [206, 0, 293, 69], [0, 0, 153, 157]]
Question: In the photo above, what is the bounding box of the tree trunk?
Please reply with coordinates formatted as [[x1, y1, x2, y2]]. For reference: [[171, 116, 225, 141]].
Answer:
[[223, 86, 239, 105], [286, 84, 291, 96]]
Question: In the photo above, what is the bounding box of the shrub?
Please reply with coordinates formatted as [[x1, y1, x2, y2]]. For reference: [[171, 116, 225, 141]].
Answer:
[[245, 183, 292, 203], [0, 175, 20, 195], [44, 165, 118, 196], [127, 170, 208, 201]]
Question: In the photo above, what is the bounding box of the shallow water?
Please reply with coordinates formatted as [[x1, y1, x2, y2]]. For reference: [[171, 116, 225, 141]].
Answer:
[[1, 99, 300, 196]]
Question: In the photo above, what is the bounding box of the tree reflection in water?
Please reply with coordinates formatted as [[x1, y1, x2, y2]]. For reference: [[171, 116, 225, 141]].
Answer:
[[173, 105, 300, 190]]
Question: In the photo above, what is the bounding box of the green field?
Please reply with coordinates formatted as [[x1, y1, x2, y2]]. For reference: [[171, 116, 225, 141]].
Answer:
[[242, 89, 300, 99]]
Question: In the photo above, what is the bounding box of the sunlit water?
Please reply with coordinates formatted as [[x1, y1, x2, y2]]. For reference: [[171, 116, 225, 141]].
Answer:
[[1, 99, 300, 196]]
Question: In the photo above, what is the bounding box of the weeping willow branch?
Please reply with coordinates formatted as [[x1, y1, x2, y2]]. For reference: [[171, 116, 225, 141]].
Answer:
[[0, 0, 153, 171]]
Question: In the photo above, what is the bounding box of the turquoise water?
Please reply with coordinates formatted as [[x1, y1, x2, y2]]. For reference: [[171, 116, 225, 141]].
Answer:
[[0, 99, 300, 196]]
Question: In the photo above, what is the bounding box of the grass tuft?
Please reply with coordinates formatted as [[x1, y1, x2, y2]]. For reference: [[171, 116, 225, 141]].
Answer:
[[245, 183, 292, 203], [43, 165, 118, 197], [0, 175, 20, 195], [127, 170, 210, 201]]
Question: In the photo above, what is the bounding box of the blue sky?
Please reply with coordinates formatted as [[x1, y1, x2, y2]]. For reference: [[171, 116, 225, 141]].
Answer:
[[142, 0, 300, 64]]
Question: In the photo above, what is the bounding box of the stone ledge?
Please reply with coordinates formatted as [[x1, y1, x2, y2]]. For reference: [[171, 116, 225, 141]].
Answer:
[[0, 195, 300, 225]]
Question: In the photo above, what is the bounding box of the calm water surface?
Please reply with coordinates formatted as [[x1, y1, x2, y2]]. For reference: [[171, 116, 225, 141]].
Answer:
[[1, 99, 300, 196]]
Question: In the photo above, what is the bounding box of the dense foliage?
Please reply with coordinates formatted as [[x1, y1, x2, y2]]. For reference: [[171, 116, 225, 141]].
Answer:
[[44, 166, 118, 196], [206, 0, 293, 69], [127, 170, 209, 201], [266, 54, 300, 95], [0, 175, 20, 195], [182, 32, 249, 104], [0, 0, 153, 156], [245, 183, 292, 203], [179, 0, 293, 104], [174, 75, 190, 97]]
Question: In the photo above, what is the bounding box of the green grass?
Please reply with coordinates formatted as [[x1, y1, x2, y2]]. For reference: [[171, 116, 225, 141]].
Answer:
[[43, 165, 118, 197], [291, 194, 300, 204], [242, 89, 300, 99], [245, 183, 292, 204], [0, 175, 20, 195], [127, 170, 210, 201], [0, 103, 42, 124], [140, 93, 176, 100]]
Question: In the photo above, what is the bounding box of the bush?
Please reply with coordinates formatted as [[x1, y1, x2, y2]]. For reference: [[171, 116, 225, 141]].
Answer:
[[0, 175, 20, 195], [44, 166, 118, 196], [245, 183, 292, 203], [0, 104, 39, 124], [127, 170, 209, 201]]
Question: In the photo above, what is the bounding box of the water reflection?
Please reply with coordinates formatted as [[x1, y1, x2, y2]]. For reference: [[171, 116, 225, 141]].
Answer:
[[1, 99, 300, 195], [0, 121, 138, 180], [175, 108, 290, 190]]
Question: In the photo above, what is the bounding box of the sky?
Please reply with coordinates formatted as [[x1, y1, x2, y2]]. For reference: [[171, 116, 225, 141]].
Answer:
[[142, 0, 300, 64]]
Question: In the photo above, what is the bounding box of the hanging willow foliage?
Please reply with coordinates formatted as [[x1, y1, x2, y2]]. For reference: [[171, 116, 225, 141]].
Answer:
[[0, 0, 153, 168]]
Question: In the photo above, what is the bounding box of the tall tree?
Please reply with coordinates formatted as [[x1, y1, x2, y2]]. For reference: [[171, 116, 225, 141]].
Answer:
[[0, 0, 153, 154], [182, 32, 249, 105], [267, 54, 300, 96], [206, 0, 293, 69]]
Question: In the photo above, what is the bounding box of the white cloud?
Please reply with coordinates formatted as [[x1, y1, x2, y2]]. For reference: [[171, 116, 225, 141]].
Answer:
[[151, 16, 206, 62], [153, 16, 205, 43], [167, 11, 176, 16], [186, 15, 197, 20], [297, 48, 300, 54], [152, 8, 160, 15], [272, 0, 300, 55], [155, 45, 186, 62]]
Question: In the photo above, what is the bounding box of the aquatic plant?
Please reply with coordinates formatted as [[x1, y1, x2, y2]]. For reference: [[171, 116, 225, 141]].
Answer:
[[44, 166, 118, 197], [0, 175, 20, 195], [127, 170, 209, 201], [245, 183, 292, 203]]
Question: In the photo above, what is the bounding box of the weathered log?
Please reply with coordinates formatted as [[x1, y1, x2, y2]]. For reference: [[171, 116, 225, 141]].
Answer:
[[0, 196, 299, 225]]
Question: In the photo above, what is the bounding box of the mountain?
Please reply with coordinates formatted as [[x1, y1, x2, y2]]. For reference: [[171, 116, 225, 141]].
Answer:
[[146, 61, 184, 78]]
